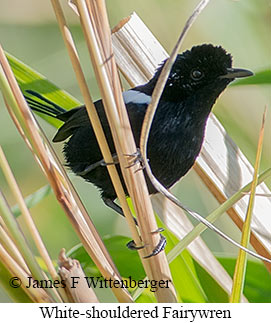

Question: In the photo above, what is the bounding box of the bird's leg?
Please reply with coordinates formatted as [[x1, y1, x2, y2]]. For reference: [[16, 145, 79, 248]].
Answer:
[[125, 149, 167, 257], [80, 149, 145, 175], [102, 197, 124, 217], [102, 197, 138, 225], [77, 154, 119, 176]]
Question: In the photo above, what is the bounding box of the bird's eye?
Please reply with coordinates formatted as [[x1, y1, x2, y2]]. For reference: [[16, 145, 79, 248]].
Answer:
[[191, 69, 204, 80]]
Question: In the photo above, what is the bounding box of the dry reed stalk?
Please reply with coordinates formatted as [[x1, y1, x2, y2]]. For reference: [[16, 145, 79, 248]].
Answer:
[[51, 0, 140, 252], [74, 0, 177, 302], [0, 46, 132, 302], [0, 148, 61, 302], [51, 0, 134, 303], [0, 242, 52, 302], [0, 220, 30, 275], [0, 145, 59, 287]]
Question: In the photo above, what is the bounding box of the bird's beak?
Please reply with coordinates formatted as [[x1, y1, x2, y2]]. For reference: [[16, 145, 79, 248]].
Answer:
[[220, 67, 253, 79]]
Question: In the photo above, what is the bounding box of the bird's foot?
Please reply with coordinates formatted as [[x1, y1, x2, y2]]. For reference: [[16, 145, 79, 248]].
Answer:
[[126, 229, 166, 258], [126, 240, 145, 250], [102, 197, 166, 257]]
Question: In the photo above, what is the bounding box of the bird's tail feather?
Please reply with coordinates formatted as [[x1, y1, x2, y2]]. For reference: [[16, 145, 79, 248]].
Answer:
[[24, 90, 67, 119]]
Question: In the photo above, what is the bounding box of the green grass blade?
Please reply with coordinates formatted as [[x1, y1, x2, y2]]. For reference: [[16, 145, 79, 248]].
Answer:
[[11, 185, 52, 218], [219, 258, 271, 303], [230, 109, 266, 303]]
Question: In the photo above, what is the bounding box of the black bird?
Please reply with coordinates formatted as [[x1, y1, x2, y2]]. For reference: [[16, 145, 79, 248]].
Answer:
[[25, 44, 252, 256]]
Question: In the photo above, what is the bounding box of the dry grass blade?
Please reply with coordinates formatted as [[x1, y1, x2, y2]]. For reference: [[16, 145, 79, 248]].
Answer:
[[0, 146, 59, 285], [0, 243, 51, 302], [0, 208, 30, 275], [132, 0, 253, 258], [0, 45, 132, 302], [0, 189, 57, 302], [73, 0, 177, 302], [140, 0, 210, 159], [0, 149, 60, 302], [112, 14, 168, 85], [230, 108, 267, 302]]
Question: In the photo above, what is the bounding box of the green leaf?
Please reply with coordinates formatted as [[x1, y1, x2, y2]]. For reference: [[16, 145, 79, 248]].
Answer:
[[6, 52, 80, 128], [68, 231, 208, 303], [193, 261, 229, 303], [157, 217, 207, 303], [135, 290, 157, 303], [67, 236, 145, 280], [231, 70, 271, 86]]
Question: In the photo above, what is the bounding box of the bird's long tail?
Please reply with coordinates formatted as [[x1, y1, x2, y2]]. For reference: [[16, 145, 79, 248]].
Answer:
[[24, 90, 67, 120]]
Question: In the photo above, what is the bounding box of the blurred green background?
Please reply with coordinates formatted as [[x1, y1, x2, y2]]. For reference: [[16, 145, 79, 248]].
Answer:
[[0, 0, 270, 301]]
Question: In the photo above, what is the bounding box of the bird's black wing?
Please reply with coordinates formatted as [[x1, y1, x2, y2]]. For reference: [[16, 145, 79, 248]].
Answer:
[[53, 89, 151, 144], [52, 98, 111, 143]]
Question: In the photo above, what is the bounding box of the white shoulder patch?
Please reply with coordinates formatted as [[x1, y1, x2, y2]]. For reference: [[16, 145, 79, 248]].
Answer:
[[123, 90, 151, 105]]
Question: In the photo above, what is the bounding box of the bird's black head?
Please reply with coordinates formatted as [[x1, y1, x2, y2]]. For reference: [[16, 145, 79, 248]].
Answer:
[[147, 44, 252, 104]]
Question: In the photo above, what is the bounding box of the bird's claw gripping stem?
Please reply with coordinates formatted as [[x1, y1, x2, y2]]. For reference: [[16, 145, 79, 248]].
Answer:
[[126, 229, 166, 258], [125, 148, 147, 172]]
